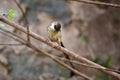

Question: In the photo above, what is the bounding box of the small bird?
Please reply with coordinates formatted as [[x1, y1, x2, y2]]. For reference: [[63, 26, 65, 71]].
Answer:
[[47, 21, 62, 46], [47, 21, 74, 77]]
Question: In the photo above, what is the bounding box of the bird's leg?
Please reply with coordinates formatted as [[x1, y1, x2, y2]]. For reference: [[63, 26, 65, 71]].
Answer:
[[56, 39, 62, 49]]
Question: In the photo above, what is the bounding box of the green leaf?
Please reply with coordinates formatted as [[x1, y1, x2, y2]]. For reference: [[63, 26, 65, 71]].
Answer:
[[7, 9, 15, 20], [8, 9, 15, 15], [80, 35, 88, 42], [102, 56, 111, 67], [8, 15, 13, 20], [92, 56, 100, 63]]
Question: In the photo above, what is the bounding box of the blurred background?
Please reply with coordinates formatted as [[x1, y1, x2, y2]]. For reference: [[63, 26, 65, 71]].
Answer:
[[0, 0, 120, 80]]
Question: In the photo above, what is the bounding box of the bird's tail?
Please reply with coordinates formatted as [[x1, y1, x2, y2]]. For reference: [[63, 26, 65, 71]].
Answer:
[[60, 42, 64, 47], [60, 41, 75, 77]]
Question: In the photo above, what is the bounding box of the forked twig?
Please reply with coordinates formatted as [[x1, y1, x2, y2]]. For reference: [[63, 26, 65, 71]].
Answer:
[[13, 0, 30, 42]]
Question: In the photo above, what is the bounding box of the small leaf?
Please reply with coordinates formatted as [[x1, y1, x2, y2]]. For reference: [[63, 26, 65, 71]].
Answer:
[[7, 9, 15, 20], [8, 15, 13, 20], [80, 35, 88, 42], [102, 56, 111, 67], [8, 9, 15, 15], [92, 56, 100, 63]]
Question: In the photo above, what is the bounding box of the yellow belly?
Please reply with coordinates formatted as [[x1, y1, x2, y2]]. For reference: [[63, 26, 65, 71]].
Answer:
[[48, 30, 61, 44]]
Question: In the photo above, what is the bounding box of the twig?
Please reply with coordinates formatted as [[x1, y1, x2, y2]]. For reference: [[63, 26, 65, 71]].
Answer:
[[0, 28, 24, 46], [31, 46, 92, 80], [68, 0, 120, 8], [1, 27, 92, 80], [13, 0, 30, 42], [0, 27, 25, 42], [56, 57, 120, 74], [0, 17, 120, 79], [0, 44, 23, 46]]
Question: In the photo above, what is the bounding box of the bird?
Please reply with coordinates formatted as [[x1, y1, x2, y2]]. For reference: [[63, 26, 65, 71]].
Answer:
[[47, 21, 75, 77], [47, 21, 62, 46]]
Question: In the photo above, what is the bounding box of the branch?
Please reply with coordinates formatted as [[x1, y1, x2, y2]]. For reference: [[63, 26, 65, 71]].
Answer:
[[0, 29, 24, 46], [0, 44, 23, 46], [13, 0, 30, 42], [68, 0, 120, 8], [0, 27, 26, 42], [0, 27, 92, 80], [56, 57, 120, 74], [0, 17, 120, 79]]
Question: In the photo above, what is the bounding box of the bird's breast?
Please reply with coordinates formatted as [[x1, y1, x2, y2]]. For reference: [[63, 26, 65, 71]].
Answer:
[[48, 30, 61, 42]]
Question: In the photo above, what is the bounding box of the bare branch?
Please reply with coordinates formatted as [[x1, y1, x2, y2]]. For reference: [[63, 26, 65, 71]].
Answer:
[[68, 0, 120, 8], [0, 28, 24, 46], [56, 57, 120, 74], [0, 44, 23, 46], [0, 27, 26, 42], [0, 17, 120, 79], [0, 27, 92, 80], [13, 0, 30, 42]]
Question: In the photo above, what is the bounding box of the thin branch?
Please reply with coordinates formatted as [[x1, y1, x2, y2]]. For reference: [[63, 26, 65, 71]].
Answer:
[[0, 44, 23, 46], [0, 28, 25, 42], [0, 29, 24, 46], [13, 0, 30, 42], [68, 0, 120, 8], [1, 27, 92, 80], [0, 17, 120, 79], [56, 57, 120, 74], [31, 46, 92, 80]]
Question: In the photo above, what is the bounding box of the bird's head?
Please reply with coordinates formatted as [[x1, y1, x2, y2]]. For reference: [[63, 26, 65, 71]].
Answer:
[[49, 21, 61, 32]]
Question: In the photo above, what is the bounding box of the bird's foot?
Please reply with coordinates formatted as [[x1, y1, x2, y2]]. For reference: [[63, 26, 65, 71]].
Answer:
[[53, 43, 61, 49], [45, 38, 50, 42], [56, 43, 61, 50]]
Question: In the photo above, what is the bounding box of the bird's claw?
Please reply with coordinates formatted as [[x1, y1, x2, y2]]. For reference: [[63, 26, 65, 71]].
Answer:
[[57, 44, 61, 49], [45, 38, 50, 42]]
